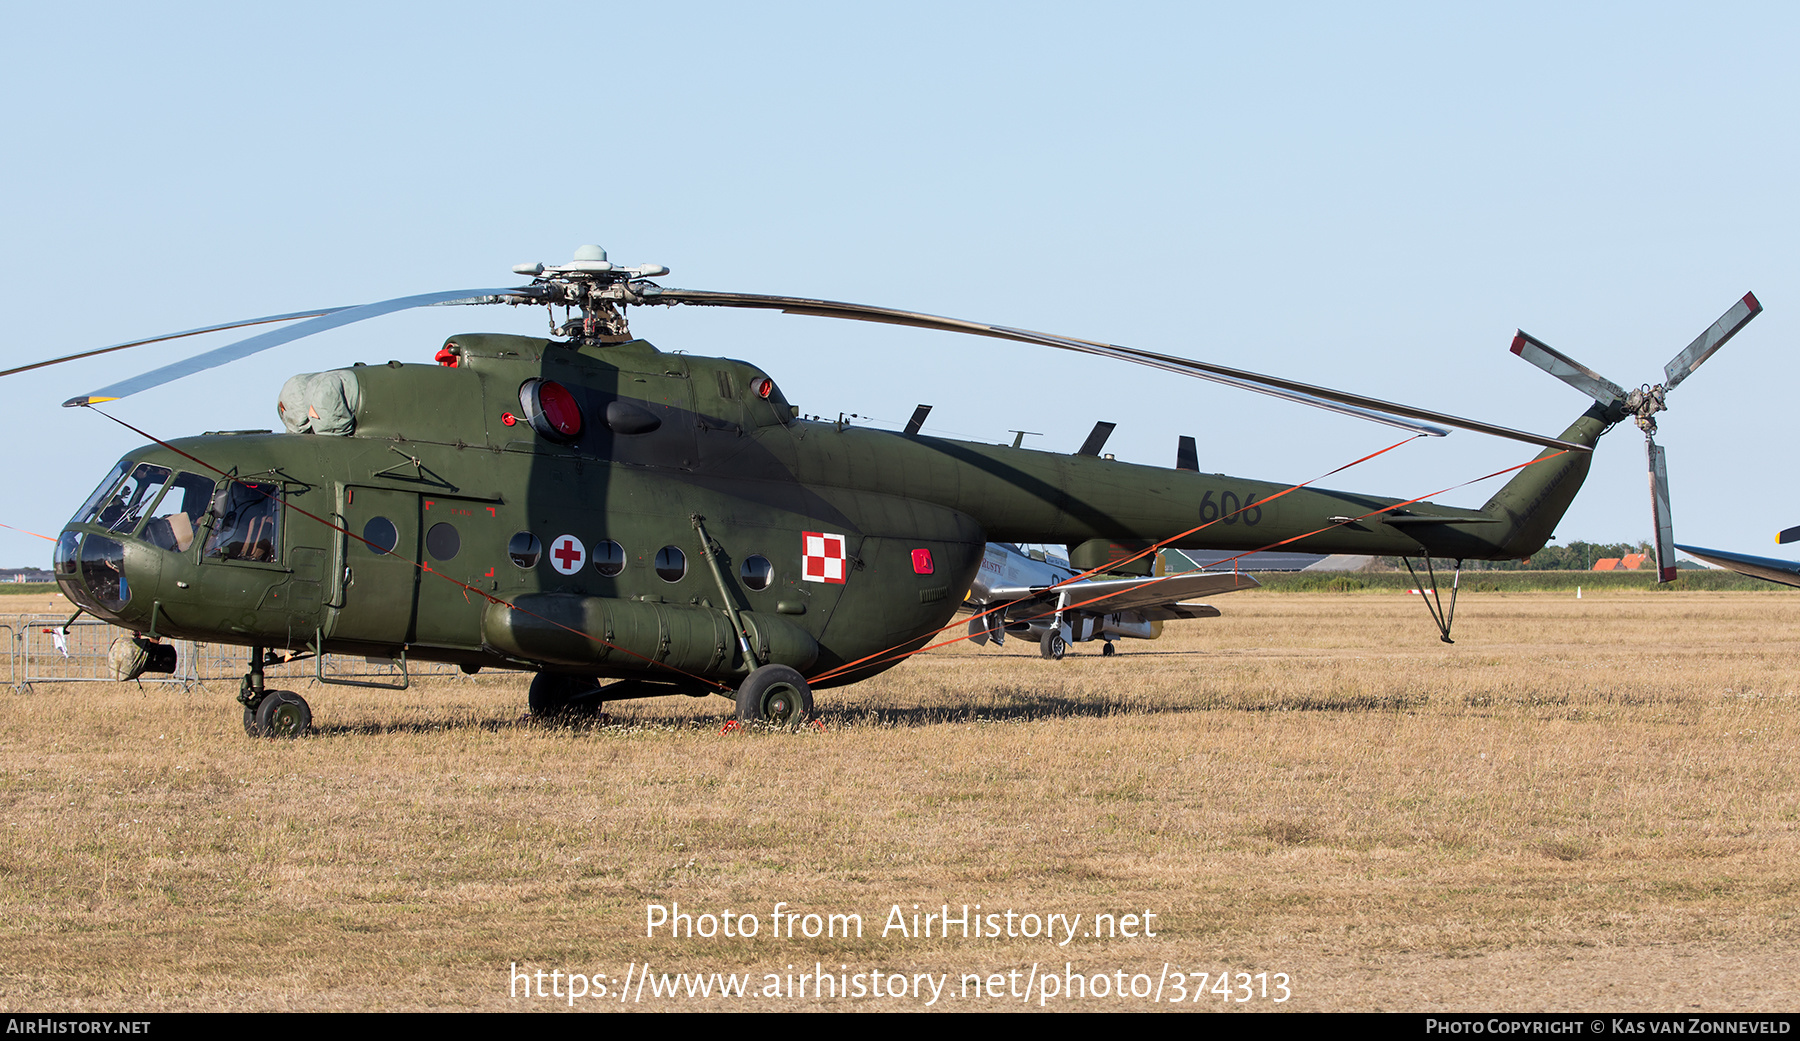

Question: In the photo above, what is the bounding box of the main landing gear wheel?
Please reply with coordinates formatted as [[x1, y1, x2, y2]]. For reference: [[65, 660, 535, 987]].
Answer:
[[245, 690, 311, 738], [1040, 630, 1067, 660], [736, 664, 814, 730], [1102, 641, 1116, 657], [529, 672, 606, 720]]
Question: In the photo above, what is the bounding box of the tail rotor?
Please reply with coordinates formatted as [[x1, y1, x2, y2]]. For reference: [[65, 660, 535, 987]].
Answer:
[[1509, 293, 1762, 582]]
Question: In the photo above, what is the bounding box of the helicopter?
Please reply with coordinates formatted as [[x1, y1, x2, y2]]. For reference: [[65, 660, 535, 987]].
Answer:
[[26, 246, 1760, 736]]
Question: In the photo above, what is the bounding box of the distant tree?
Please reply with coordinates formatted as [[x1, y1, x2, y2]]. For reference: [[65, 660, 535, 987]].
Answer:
[[1381, 540, 1657, 572]]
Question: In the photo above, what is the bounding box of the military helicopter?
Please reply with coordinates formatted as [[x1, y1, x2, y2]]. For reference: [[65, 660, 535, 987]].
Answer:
[[23, 247, 1759, 736]]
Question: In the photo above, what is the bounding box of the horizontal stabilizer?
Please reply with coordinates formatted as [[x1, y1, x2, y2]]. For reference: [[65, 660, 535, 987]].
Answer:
[[1380, 514, 1504, 526]]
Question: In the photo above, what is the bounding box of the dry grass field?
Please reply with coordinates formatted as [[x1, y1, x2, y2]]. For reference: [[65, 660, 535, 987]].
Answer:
[[1, 589, 1796, 1012]]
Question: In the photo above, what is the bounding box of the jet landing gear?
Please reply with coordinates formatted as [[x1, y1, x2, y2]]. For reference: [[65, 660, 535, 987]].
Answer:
[[237, 645, 312, 738], [735, 664, 814, 729]]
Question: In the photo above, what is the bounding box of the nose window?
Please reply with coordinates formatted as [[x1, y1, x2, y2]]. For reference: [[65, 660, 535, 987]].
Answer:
[[77, 535, 129, 611]]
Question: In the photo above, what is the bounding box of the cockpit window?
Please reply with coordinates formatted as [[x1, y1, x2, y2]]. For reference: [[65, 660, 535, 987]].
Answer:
[[104, 464, 172, 535], [140, 472, 216, 553], [203, 481, 282, 563], [71, 462, 131, 526]]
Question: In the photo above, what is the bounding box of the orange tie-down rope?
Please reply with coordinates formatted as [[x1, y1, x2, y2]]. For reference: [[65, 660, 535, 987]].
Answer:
[[0, 521, 56, 541], [806, 442, 1570, 686], [85, 406, 1566, 699], [85, 407, 738, 693]]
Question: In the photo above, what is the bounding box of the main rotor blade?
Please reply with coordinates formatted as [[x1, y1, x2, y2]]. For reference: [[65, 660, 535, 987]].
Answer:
[[1663, 292, 1761, 391], [649, 288, 1589, 451], [1676, 544, 1800, 589], [1508, 331, 1629, 406], [0, 307, 350, 381], [63, 287, 524, 407], [1647, 439, 1676, 582]]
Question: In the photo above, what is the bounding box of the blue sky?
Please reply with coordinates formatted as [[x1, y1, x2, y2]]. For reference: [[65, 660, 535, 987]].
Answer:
[[2, 3, 1794, 566]]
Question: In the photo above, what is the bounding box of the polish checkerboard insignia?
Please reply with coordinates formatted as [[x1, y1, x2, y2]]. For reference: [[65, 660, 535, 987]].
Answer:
[[802, 531, 847, 584], [549, 534, 586, 575]]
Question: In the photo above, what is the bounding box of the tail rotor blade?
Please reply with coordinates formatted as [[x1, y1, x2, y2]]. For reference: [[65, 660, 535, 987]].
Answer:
[[1664, 292, 1761, 391], [1648, 439, 1677, 582], [1510, 331, 1629, 406]]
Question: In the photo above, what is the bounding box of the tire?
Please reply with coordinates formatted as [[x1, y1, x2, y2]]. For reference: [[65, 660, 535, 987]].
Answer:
[[735, 664, 814, 729], [250, 690, 311, 738], [529, 672, 605, 719], [1039, 630, 1066, 660], [1102, 641, 1116, 657]]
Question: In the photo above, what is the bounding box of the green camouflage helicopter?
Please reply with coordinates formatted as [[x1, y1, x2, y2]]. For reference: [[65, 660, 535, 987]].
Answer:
[[26, 247, 1760, 735]]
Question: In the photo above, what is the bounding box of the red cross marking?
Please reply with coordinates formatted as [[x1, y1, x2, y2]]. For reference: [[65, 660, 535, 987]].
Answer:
[[550, 535, 586, 574]]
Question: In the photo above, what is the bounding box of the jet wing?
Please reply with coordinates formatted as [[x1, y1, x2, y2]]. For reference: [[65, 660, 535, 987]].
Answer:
[[1139, 603, 1222, 622], [1676, 544, 1800, 589], [978, 571, 1260, 613]]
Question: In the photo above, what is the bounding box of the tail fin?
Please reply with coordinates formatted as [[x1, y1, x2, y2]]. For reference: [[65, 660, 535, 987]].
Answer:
[[1475, 402, 1614, 558]]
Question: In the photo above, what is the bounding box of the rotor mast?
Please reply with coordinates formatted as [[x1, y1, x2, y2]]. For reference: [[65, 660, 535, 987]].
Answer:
[[507, 245, 669, 344]]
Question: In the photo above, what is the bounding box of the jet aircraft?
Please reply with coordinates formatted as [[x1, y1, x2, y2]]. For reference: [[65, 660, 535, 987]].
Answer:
[[964, 542, 1257, 659]]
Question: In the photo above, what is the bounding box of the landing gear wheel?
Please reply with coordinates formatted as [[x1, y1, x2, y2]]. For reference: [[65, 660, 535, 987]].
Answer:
[[1040, 630, 1067, 660], [529, 672, 606, 720], [248, 690, 311, 738], [1102, 641, 1116, 657], [736, 664, 814, 729]]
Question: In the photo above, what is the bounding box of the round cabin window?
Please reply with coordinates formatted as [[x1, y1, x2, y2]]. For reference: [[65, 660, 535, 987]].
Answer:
[[508, 531, 542, 568]]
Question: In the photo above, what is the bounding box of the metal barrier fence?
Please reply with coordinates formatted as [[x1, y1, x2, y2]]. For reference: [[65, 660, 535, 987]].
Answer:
[[3, 615, 465, 691]]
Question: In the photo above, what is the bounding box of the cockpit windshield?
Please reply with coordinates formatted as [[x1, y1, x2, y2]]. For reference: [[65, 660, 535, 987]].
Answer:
[[71, 461, 219, 554], [103, 464, 172, 534], [70, 462, 131, 527]]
